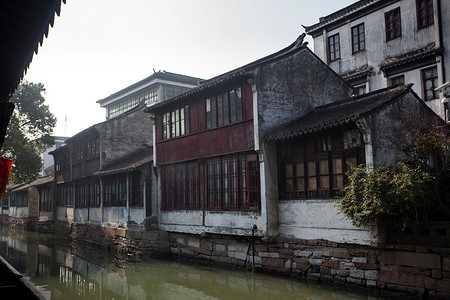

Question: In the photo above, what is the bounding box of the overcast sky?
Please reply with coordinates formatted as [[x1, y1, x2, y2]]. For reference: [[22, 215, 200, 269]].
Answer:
[[24, 0, 356, 137]]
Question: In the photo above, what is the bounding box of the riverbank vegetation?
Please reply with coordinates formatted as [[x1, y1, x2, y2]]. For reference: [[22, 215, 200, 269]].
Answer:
[[338, 119, 450, 231]]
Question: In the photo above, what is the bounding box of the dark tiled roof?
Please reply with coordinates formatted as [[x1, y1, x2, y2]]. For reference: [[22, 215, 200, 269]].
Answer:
[[146, 34, 310, 112], [93, 148, 153, 176], [380, 46, 443, 72], [6, 176, 53, 192], [341, 64, 372, 82], [265, 84, 412, 141], [0, 0, 66, 99], [303, 0, 375, 34]]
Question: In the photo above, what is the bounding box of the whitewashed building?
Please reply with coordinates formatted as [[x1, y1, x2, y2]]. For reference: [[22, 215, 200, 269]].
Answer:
[[304, 0, 450, 119]]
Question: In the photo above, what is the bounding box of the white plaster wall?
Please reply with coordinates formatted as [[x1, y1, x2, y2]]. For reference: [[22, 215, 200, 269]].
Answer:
[[56, 206, 73, 222], [10, 207, 28, 217], [160, 210, 264, 236], [313, 0, 443, 100], [74, 208, 88, 223], [89, 208, 102, 223], [102, 207, 127, 226], [38, 211, 51, 220], [278, 199, 378, 246], [129, 207, 145, 225]]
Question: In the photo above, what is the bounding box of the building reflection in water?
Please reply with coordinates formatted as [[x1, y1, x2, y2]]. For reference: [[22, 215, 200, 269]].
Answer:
[[0, 228, 382, 300]]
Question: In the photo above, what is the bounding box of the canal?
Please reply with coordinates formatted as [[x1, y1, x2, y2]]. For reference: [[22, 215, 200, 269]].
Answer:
[[0, 226, 389, 300]]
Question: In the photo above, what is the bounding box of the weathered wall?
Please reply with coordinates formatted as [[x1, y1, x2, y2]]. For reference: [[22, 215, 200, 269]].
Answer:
[[364, 92, 439, 167], [311, 0, 447, 118], [159, 210, 264, 236], [99, 105, 153, 166], [167, 232, 450, 299], [254, 47, 353, 139], [26, 187, 38, 219], [278, 199, 378, 245], [54, 219, 450, 299]]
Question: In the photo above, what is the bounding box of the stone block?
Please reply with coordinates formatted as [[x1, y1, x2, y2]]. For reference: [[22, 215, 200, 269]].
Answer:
[[215, 244, 226, 252], [200, 240, 213, 251], [313, 250, 331, 257], [347, 277, 364, 286], [294, 250, 312, 257], [425, 278, 450, 293], [176, 237, 185, 244], [339, 262, 355, 270], [443, 257, 450, 272], [337, 270, 351, 277], [432, 269, 442, 279], [350, 269, 365, 279], [116, 228, 126, 238], [213, 256, 231, 264], [234, 251, 248, 261], [331, 250, 352, 258], [262, 258, 285, 269], [181, 249, 195, 258], [170, 247, 179, 254], [259, 252, 280, 258], [103, 227, 116, 236], [366, 280, 377, 288], [354, 262, 380, 270], [279, 248, 293, 258], [365, 270, 379, 280], [247, 256, 262, 265], [308, 258, 323, 266], [320, 266, 330, 275], [378, 270, 425, 287], [323, 260, 340, 269], [254, 244, 267, 253], [285, 259, 292, 269], [382, 251, 441, 269], [352, 257, 367, 263], [228, 241, 248, 252], [187, 238, 200, 248]]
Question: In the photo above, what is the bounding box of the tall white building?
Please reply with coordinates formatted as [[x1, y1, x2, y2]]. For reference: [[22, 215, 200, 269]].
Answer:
[[97, 71, 200, 119], [304, 0, 449, 119]]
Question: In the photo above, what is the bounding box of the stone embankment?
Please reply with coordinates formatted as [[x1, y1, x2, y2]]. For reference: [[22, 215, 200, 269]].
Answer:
[[54, 222, 450, 299]]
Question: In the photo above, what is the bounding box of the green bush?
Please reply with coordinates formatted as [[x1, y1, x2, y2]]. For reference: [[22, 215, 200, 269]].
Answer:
[[338, 121, 449, 230], [338, 162, 432, 229]]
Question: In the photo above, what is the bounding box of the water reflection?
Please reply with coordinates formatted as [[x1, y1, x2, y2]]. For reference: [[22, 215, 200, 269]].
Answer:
[[0, 227, 385, 300]]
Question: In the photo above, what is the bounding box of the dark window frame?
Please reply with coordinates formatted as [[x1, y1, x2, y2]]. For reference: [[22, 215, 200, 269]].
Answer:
[[39, 187, 52, 212], [351, 23, 365, 54], [206, 154, 260, 211], [422, 66, 439, 101], [278, 131, 365, 200], [385, 7, 402, 41], [162, 162, 200, 210], [162, 105, 190, 140], [389, 75, 405, 86], [103, 174, 127, 207], [328, 33, 341, 62], [416, 0, 434, 29], [206, 86, 243, 129]]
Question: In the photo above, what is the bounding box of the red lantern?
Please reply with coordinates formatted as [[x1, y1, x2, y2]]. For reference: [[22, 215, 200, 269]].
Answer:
[[0, 157, 13, 197]]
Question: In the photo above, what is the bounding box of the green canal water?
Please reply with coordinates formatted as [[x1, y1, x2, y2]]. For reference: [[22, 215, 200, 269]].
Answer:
[[0, 227, 389, 300]]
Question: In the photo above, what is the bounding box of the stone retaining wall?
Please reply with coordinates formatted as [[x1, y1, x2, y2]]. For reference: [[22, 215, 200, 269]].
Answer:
[[50, 223, 450, 299], [168, 233, 450, 299], [60, 222, 170, 257]]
